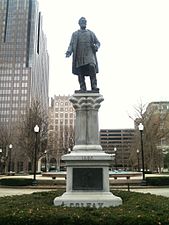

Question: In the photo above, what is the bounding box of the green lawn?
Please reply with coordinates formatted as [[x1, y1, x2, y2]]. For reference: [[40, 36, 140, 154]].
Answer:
[[0, 190, 169, 225]]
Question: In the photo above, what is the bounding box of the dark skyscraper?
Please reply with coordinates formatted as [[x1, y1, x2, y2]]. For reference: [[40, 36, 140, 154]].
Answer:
[[0, 0, 49, 128]]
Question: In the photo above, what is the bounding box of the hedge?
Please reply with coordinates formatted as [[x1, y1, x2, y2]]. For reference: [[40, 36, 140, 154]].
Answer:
[[146, 176, 169, 186], [0, 190, 169, 225], [0, 178, 33, 186]]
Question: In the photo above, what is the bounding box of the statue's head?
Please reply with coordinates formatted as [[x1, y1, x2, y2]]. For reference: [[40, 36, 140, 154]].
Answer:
[[78, 17, 87, 29]]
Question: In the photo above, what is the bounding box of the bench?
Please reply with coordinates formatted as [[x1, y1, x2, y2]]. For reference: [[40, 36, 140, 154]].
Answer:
[[6, 171, 15, 176], [109, 172, 142, 191], [42, 172, 66, 180], [42, 172, 142, 191]]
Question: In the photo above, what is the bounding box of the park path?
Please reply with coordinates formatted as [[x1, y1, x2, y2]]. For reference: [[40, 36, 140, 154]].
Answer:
[[0, 187, 169, 198]]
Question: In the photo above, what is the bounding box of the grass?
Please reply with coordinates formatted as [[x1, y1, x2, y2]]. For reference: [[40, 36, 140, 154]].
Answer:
[[0, 190, 169, 225]]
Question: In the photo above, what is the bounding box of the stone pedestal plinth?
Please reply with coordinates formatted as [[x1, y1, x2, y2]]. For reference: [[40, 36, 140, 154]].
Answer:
[[54, 93, 122, 208]]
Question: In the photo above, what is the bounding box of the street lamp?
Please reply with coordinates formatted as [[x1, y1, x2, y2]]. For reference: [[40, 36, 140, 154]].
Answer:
[[136, 149, 140, 172], [33, 125, 39, 185], [114, 147, 117, 170], [8, 144, 13, 174], [138, 123, 146, 184], [68, 148, 71, 154], [0, 148, 2, 174], [44, 150, 47, 172]]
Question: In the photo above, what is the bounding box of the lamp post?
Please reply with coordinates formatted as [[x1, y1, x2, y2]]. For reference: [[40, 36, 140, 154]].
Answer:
[[0, 148, 2, 174], [33, 125, 39, 185], [138, 123, 146, 184], [8, 144, 13, 174], [136, 149, 140, 172], [44, 150, 47, 172], [114, 147, 117, 170], [68, 148, 71, 154]]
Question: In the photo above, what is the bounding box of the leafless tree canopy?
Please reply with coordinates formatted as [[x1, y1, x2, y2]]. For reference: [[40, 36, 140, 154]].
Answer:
[[17, 99, 48, 170], [129, 101, 169, 172]]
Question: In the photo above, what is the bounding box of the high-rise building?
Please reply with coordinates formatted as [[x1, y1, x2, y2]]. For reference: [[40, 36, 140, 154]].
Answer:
[[100, 129, 135, 170], [0, 0, 49, 128], [47, 95, 75, 171]]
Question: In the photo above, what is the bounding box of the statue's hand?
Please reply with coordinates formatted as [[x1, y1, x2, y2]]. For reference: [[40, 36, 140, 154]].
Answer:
[[94, 45, 98, 52], [65, 51, 71, 57], [91, 44, 98, 52]]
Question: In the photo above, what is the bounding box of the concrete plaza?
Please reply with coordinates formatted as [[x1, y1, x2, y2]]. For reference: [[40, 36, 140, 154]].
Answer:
[[0, 187, 169, 198], [0, 174, 169, 198]]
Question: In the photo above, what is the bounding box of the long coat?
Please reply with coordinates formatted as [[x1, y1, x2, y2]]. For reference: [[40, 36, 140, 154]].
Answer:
[[66, 29, 100, 75]]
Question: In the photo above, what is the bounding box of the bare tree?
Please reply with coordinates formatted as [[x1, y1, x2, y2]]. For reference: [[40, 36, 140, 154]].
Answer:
[[17, 99, 48, 172], [0, 125, 11, 173], [129, 101, 169, 172], [47, 124, 75, 171]]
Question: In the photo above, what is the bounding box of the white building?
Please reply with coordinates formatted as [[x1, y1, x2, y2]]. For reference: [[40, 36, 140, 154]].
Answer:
[[47, 95, 75, 170]]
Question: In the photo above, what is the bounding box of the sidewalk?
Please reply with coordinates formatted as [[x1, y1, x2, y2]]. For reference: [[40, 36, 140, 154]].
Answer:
[[0, 188, 54, 197], [130, 188, 169, 198], [0, 174, 169, 198], [0, 187, 169, 198]]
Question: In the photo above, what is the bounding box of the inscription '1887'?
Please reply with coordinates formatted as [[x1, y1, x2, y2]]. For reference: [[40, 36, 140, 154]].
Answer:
[[82, 156, 93, 160]]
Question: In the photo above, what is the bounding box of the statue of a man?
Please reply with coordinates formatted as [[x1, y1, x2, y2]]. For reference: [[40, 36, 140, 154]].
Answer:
[[66, 17, 100, 92]]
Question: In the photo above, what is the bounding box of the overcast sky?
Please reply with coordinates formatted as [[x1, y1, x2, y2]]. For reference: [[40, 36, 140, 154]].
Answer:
[[38, 0, 169, 129]]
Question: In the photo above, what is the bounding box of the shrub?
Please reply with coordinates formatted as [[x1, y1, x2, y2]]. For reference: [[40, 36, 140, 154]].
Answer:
[[0, 190, 169, 225], [0, 178, 33, 186], [146, 176, 169, 186]]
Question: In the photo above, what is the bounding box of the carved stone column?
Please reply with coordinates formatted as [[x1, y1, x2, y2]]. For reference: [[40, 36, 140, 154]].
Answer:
[[69, 93, 103, 151]]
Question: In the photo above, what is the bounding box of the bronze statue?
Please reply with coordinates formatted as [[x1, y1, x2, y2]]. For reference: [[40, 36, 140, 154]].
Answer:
[[66, 17, 100, 92]]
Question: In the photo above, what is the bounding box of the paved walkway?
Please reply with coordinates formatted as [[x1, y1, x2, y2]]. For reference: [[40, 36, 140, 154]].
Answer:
[[0, 187, 169, 198], [0, 174, 169, 198], [130, 188, 169, 198], [0, 188, 53, 197]]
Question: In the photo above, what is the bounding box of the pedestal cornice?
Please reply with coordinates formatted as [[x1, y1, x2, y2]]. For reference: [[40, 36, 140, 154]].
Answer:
[[69, 93, 104, 110]]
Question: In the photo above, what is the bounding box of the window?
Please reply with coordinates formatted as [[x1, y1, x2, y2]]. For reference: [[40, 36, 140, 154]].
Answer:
[[14, 76, 20, 81], [22, 82, 27, 87], [21, 89, 27, 94], [22, 75, 28, 80], [14, 82, 20, 87], [21, 96, 27, 101], [13, 89, 19, 94]]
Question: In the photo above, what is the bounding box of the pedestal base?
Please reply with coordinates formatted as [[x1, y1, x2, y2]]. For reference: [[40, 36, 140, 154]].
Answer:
[[54, 191, 122, 208], [53, 151, 122, 208], [53, 93, 123, 208]]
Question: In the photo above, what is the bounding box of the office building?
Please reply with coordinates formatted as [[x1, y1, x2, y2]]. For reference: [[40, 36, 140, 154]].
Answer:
[[0, 0, 49, 128], [100, 129, 135, 170], [47, 95, 75, 170]]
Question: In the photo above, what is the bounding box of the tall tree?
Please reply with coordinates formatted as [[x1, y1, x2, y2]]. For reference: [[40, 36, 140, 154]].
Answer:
[[17, 100, 48, 171], [129, 101, 169, 172], [0, 125, 12, 173]]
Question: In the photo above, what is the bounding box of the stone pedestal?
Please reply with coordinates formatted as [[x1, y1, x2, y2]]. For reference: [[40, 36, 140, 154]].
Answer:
[[54, 93, 122, 208]]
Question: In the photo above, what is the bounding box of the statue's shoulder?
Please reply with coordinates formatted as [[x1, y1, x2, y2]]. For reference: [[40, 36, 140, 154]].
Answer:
[[87, 29, 95, 36], [87, 29, 94, 33], [72, 30, 79, 38]]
